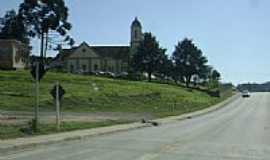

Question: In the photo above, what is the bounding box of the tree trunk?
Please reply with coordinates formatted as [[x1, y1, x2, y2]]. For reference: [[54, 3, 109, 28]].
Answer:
[[174, 79, 177, 84], [186, 81, 189, 88], [44, 32, 48, 59], [148, 72, 152, 82], [40, 32, 44, 62], [185, 76, 191, 88]]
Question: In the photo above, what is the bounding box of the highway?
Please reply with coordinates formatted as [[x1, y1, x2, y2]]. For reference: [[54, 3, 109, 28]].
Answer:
[[2, 92, 270, 160]]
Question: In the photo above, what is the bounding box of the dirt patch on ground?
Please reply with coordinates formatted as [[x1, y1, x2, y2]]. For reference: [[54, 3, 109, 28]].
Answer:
[[0, 111, 154, 125]]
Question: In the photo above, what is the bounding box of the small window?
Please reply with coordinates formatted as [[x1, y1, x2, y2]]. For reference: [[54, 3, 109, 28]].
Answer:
[[82, 48, 86, 52]]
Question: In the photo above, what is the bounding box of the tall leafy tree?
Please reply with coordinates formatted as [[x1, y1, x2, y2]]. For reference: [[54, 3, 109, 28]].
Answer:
[[18, 0, 74, 60], [0, 10, 30, 45], [207, 69, 221, 89], [132, 32, 167, 82], [200, 65, 213, 82], [157, 55, 173, 81], [17, 0, 74, 132], [172, 38, 208, 87], [211, 69, 221, 81]]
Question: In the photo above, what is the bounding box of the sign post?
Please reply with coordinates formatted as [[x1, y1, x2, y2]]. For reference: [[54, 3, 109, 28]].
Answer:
[[51, 82, 65, 131], [56, 81, 60, 130], [30, 60, 46, 132], [34, 61, 39, 131]]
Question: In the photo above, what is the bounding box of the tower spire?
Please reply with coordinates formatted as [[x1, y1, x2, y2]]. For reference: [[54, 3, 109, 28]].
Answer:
[[130, 17, 143, 53]]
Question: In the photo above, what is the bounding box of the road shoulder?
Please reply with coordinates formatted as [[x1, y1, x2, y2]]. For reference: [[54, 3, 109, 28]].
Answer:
[[0, 93, 240, 154]]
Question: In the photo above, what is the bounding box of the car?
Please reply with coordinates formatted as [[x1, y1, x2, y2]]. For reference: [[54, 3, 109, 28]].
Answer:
[[115, 72, 129, 79], [104, 72, 116, 78], [242, 90, 250, 98]]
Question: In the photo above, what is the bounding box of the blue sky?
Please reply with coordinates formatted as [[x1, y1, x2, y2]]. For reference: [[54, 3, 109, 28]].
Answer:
[[1, 0, 270, 84]]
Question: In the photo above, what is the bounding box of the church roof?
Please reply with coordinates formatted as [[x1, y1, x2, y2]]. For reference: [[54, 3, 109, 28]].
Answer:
[[92, 46, 130, 60], [131, 17, 142, 28], [57, 44, 130, 61], [56, 47, 78, 61]]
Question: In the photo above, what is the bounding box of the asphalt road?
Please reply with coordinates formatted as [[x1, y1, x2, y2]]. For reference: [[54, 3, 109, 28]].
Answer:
[[2, 92, 270, 160]]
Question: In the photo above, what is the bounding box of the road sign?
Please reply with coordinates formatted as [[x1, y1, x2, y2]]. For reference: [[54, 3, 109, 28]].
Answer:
[[30, 62, 46, 81], [50, 84, 65, 99]]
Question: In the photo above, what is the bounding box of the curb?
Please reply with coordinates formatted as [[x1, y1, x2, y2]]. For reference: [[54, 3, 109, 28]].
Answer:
[[0, 94, 240, 154], [155, 93, 240, 124], [0, 123, 151, 154]]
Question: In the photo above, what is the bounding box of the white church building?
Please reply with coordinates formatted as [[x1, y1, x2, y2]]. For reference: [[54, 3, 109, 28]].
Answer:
[[56, 17, 144, 74]]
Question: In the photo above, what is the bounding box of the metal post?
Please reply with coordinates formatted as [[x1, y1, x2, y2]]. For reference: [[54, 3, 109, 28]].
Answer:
[[56, 81, 60, 130], [34, 61, 39, 131]]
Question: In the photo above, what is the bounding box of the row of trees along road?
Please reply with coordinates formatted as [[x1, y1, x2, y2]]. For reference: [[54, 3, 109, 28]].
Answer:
[[132, 33, 221, 88]]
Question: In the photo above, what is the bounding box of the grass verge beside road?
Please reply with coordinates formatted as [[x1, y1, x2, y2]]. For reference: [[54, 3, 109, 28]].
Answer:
[[0, 120, 130, 139], [0, 70, 231, 117], [0, 70, 233, 139]]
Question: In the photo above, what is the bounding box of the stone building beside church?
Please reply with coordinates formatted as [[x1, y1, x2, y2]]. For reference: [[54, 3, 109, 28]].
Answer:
[[56, 17, 144, 74], [0, 39, 29, 70]]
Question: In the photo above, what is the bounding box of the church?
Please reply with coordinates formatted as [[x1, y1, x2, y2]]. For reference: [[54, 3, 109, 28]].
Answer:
[[56, 17, 144, 74]]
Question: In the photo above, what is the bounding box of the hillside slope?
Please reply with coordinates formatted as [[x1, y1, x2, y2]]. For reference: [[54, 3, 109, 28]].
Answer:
[[0, 70, 229, 118]]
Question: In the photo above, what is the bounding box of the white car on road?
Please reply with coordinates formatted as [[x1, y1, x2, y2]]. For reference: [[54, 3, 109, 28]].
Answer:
[[242, 90, 250, 98]]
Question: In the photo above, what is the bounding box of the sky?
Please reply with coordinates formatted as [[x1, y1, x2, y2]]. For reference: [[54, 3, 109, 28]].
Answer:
[[1, 0, 270, 85]]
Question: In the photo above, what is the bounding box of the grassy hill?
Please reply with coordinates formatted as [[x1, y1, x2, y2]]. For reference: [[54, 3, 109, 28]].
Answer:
[[0, 70, 231, 118]]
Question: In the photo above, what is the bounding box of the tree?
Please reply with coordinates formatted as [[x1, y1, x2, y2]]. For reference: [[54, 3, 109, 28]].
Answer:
[[132, 32, 167, 81], [18, 0, 74, 60], [172, 38, 208, 88], [17, 0, 74, 132], [156, 54, 173, 81], [197, 65, 212, 84], [211, 69, 221, 81], [0, 10, 30, 45], [207, 69, 221, 89]]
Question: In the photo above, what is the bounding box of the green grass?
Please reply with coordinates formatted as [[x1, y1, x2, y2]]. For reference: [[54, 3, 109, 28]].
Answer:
[[0, 120, 130, 139], [0, 70, 231, 117]]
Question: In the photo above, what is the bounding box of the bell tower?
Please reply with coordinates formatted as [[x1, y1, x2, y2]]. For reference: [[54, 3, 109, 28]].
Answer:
[[130, 17, 143, 54]]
